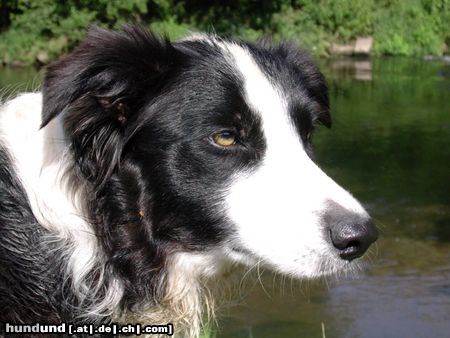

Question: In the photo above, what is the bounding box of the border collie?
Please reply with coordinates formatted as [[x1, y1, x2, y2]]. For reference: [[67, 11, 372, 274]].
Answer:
[[0, 26, 378, 337]]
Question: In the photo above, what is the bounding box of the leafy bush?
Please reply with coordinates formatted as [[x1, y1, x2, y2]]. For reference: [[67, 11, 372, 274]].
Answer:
[[271, 0, 375, 56], [373, 0, 448, 56], [0, 0, 149, 64]]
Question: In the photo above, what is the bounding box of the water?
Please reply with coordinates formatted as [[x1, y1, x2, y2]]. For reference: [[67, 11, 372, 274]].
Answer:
[[1, 58, 449, 337], [0, 67, 42, 94]]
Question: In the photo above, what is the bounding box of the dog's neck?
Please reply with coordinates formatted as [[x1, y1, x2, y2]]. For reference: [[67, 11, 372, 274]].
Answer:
[[117, 251, 226, 337], [0, 93, 85, 233], [0, 93, 118, 318]]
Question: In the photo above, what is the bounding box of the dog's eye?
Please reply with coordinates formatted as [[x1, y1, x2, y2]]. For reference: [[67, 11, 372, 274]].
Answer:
[[211, 130, 237, 147]]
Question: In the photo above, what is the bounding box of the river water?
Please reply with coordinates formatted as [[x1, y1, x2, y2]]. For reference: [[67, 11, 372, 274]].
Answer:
[[1, 57, 449, 338]]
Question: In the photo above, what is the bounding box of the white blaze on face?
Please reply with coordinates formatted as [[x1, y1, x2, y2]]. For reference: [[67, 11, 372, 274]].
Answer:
[[220, 43, 368, 277]]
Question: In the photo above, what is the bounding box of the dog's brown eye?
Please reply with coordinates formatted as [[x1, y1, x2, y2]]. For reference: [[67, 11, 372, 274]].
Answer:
[[212, 130, 237, 147]]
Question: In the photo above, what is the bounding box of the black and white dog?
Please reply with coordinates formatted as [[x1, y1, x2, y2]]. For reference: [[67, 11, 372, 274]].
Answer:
[[0, 26, 377, 336]]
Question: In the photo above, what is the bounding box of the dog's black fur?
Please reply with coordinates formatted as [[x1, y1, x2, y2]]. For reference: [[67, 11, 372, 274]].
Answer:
[[0, 145, 67, 323]]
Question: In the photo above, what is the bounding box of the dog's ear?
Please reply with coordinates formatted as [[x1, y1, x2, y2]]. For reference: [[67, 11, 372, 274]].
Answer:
[[271, 41, 331, 128], [42, 25, 182, 185]]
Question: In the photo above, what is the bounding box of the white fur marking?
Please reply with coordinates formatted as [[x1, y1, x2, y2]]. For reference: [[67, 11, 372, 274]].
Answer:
[[0, 93, 122, 316], [219, 43, 368, 277]]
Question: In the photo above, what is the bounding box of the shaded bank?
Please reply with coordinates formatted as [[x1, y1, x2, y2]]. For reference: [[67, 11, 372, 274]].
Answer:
[[0, 0, 449, 66]]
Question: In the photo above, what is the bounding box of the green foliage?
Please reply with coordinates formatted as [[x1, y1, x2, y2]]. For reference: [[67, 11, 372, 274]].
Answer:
[[372, 0, 448, 56], [272, 0, 448, 57], [272, 5, 329, 56], [0, 0, 449, 65], [271, 0, 375, 56], [0, 0, 149, 65], [297, 0, 374, 41]]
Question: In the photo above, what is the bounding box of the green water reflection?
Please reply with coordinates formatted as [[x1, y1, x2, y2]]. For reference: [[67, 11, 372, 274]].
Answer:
[[318, 58, 450, 241], [1, 57, 449, 338], [0, 67, 42, 93]]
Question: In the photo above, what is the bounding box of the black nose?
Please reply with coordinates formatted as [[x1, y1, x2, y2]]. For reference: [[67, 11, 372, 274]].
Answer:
[[330, 218, 378, 261]]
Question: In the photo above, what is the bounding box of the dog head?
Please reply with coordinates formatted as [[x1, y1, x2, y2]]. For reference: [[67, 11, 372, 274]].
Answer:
[[42, 26, 377, 287]]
